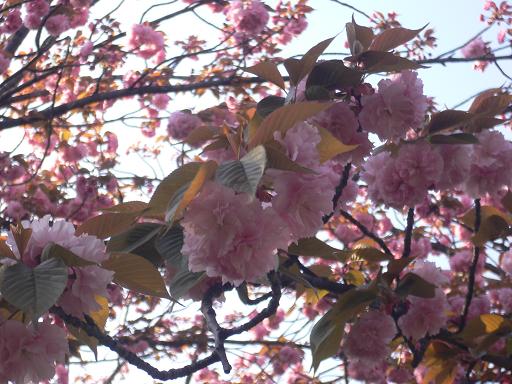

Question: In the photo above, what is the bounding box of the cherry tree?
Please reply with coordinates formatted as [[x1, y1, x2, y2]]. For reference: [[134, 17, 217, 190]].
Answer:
[[0, 0, 511, 383]]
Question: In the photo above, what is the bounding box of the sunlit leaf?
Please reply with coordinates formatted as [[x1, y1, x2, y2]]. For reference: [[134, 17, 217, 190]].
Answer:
[[265, 142, 315, 174], [147, 163, 202, 216], [316, 125, 358, 163], [249, 101, 332, 147], [76, 212, 138, 239], [102, 252, 170, 299]]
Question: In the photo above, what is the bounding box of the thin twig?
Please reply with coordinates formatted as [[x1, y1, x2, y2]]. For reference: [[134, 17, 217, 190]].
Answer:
[[458, 198, 481, 333], [339, 209, 393, 257]]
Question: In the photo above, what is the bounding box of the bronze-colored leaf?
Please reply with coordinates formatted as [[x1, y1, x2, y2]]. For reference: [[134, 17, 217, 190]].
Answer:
[[245, 61, 286, 89]]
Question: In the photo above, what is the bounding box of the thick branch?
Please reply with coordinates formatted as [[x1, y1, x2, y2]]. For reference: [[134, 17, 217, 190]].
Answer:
[[402, 207, 415, 259]]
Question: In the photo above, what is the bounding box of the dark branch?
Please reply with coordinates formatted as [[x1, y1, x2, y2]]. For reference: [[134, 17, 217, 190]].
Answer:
[[338, 209, 393, 257], [402, 207, 415, 259], [322, 162, 352, 224]]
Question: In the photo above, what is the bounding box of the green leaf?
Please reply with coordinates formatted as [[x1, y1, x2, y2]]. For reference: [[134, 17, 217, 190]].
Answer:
[[306, 60, 363, 90], [288, 237, 350, 261], [42, 243, 95, 267], [256, 96, 286, 118], [165, 161, 217, 223], [102, 252, 171, 299], [215, 145, 266, 195], [155, 226, 185, 267], [168, 269, 206, 299], [107, 223, 162, 253], [396, 272, 436, 298], [310, 308, 345, 372], [245, 61, 286, 89], [352, 247, 393, 263], [429, 133, 479, 145], [147, 162, 202, 216], [1, 258, 68, 319], [311, 286, 378, 371]]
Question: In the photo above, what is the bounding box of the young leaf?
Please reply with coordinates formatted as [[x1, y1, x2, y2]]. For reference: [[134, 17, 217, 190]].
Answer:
[[9, 224, 32, 258], [76, 212, 138, 239], [1, 258, 68, 319], [0, 240, 16, 260], [346, 16, 374, 54], [102, 252, 171, 299], [316, 125, 358, 163], [245, 61, 286, 89], [215, 145, 266, 195], [369, 25, 426, 52], [284, 37, 336, 85], [249, 101, 333, 147]]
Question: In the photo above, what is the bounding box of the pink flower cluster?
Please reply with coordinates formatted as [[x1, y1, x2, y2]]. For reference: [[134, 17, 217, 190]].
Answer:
[[343, 310, 396, 369], [181, 182, 289, 285], [0, 9, 22, 34], [226, 0, 269, 39], [7, 215, 114, 317], [398, 261, 449, 340], [167, 111, 202, 140], [0, 320, 68, 383], [311, 102, 371, 164], [359, 70, 428, 140], [127, 24, 165, 60], [362, 142, 443, 208]]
